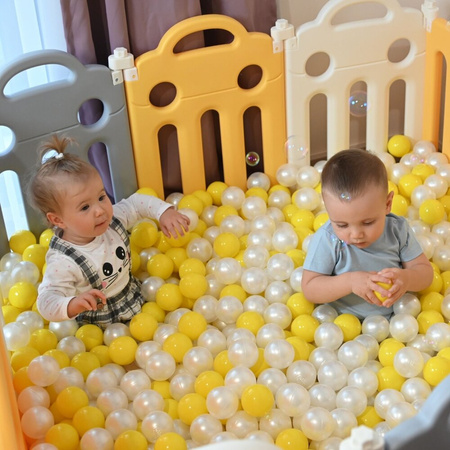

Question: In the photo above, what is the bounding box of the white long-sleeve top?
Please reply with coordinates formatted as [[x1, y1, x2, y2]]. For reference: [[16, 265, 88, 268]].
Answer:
[[37, 193, 171, 322]]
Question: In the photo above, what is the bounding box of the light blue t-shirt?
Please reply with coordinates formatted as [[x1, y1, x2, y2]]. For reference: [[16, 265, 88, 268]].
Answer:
[[302, 213, 424, 319]]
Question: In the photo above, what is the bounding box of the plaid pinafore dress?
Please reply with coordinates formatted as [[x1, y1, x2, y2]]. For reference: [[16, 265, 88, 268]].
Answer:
[[49, 217, 144, 329]]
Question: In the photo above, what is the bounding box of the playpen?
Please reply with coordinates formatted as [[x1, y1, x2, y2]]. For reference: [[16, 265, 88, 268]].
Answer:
[[1, 0, 450, 448]]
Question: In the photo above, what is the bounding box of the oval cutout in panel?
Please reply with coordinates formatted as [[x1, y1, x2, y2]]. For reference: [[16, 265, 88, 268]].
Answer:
[[238, 65, 263, 90], [305, 52, 331, 77], [388, 39, 411, 63], [150, 82, 177, 107], [0, 126, 15, 156]]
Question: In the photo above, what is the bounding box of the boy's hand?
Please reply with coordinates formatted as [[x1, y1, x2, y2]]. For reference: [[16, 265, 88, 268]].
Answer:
[[375, 268, 409, 307], [67, 289, 106, 317], [159, 207, 190, 238], [350, 271, 392, 307]]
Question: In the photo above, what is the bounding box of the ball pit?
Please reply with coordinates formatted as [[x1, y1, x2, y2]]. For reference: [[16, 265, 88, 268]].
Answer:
[[2, 140, 450, 449]]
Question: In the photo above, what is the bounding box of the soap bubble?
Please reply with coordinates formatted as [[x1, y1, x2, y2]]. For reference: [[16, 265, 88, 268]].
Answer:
[[285, 135, 309, 164], [349, 90, 368, 117], [246, 152, 260, 167]]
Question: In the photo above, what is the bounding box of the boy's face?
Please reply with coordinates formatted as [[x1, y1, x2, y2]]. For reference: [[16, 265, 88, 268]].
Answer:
[[322, 186, 394, 249], [46, 172, 113, 245]]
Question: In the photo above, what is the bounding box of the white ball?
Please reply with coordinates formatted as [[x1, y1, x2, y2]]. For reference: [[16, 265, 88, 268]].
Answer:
[[206, 386, 239, 419], [263, 339, 295, 369], [393, 347, 424, 378], [276, 382, 310, 417], [389, 313, 419, 343]]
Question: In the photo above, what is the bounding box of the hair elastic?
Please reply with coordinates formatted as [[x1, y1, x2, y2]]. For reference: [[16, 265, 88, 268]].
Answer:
[[41, 149, 64, 165]]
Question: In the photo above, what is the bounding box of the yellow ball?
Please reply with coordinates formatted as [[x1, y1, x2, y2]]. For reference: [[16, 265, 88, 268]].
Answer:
[[147, 253, 174, 279], [9, 230, 37, 254], [283, 204, 299, 222], [193, 190, 213, 207], [22, 244, 47, 271], [8, 281, 37, 309], [275, 428, 309, 450], [391, 194, 408, 217], [177, 393, 208, 425], [213, 232, 240, 257], [417, 310, 444, 334], [420, 291, 443, 312], [130, 221, 159, 249], [377, 365, 405, 391], [178, 195, 204, 216], [165, 247, 187, 273], [142, 301, 166, 322], [13, 366, 34, 393], [246, 187, 268, 202], [387, 135, 411, 157], [378, 338, 405, 367], [374, 282, 392, 303], [419, 199, 446, 225], [220, 284, 247, 302], [129, 312, 158, 341], [162, 332, 193, 363], [29, 328, 58, 354], [313, 212, 329, 231], [56, 386, 90, 418], [357, 405, 383, 427], [2, 305, 22, 324], [423, 356, 450, 386], [290, 314, 319, 343], [75, 324, 104, 351], [156, 284, 183, 312], [179, 273, 208, 299], [90, 345, 112, 366], [72, 405, 105, 436], [250, 347, 270, 377], [440, 195, 450, 214], [108, 336, 138, 366], [130, 249, 140, 275], [136, 187, 159, 197], [241, 384, 274, 417], [179, 258, 206, 277], [71, 352, 101, 380], [44, 349, 71, 369], [207, 181, 228, 206], [437, 347, 450, 360], [290, 210, 315, 230], [194, 370, 224, 397], [10, 346, 40, 372], [286, 249, 306, 268], [214, 205, 239, 226], [287, 293, 315, 317], [294, 226, 314, 246], [213, 350, 232, 378], [39, 228, 54, 248], [419, 271, 443, 295], [236, 311, 265, 335], [166, 230, 191, 248], [398, 173, 422, 198], [412, 163, 435, 181], [45, 423, 79, 450], [115, 430, 148, 450], [152, 380, 171, 399], [178, 311, 207, 340], [155, 432, 187, 450], [388, 181, 399, 195], [286, 336, 311, 361], [334, 313, 362, 341]]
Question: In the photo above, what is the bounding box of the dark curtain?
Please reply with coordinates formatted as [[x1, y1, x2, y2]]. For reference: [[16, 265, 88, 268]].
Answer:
[[60, 0, 277, 199]]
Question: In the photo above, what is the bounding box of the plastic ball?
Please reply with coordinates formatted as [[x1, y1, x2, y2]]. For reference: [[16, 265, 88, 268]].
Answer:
[[299, 406, 335, 441], [190, 413, 223, 445], [197, 328, 227, 357], [410, 185, 436, 209], [227, 338, 259, 368], [275, 382, 310, 417], [388, 135, 411, 158], [8, 281, 37, 309], [292, 187, 321, 211], [267, 253, 294, 281], [335, 386, 367, 416], [3, 321, 30, 351], [105, 408, 138, 440], [334, 313, 362, 341], [393, 293, 421, 317], [186, 238, 213, 263], [48, 320, 78, 341], [314, 322, 344, 350], [347, 367, 379, 397], [401, 377, 432, 403], [241, 196, 267, 220], [331, 408, 358, 439], [423, 355, 450, 386], [241, 384, 274, 417], [56, 385, 89, 419], [214, 257, 242, 285], [27, 354, 60, 387], [10, 260, 40, 285], [419, 199, 446, 225], [389, 313, 419, 343], [264, 339, 295, 369], [276, 163, 299, 188], [206, 386, 239, 419], [385, 401, 417, 428], [9, 230, 37, 254], [21, 405, 54, 440], [361, 315, 390, 342], [96, 387, 128, 417], [393, 347, 424, 378], [291, 314, 319, 342], [286, 360, 317, 389], [45, 422, 79, 450], [317, 360, 348, 391]]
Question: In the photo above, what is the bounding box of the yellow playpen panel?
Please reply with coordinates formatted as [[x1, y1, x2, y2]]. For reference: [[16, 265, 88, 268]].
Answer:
[[124, 14, 287, 198]]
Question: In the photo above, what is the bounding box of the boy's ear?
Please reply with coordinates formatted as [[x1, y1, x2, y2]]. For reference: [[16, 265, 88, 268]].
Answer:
[[385, 190, 394, 214], [46, 212, 65, 229]]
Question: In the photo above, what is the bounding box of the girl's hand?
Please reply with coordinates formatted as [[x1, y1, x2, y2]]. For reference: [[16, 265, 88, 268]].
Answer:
[[159, 207, 190, 238], [67, 289, 106, 317]]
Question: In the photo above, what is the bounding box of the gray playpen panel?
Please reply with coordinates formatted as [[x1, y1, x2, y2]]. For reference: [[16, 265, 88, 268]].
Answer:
[[0, 50, 137, 255]]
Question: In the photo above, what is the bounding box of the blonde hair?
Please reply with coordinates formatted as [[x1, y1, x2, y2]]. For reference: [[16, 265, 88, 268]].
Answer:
[[27, 135, 99, 219]]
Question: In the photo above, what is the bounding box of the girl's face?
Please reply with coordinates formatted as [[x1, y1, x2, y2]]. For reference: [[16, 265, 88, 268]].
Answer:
[[47, 172, 113, 245], [322, 186, 394, 249]]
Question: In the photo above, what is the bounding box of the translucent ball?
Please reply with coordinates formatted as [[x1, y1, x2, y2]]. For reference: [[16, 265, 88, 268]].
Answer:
[[153, 324, 177, 345], [0, 251, 22, 271], [286, 360, 317, 389], [312, 304, 339, 323], [362, 315, 390, 342], [86, 367, 119, 399], [436, 163, 450, 182], [401, 377, 432, 403], [314, 322, 344, 350], [393, 347, 424, 378], [3, 321, 30, 351], [96, 387, 129, 416], [247, 172, 271, 191], [190, 413, 223, 446], [169, 372, 196, 401], [388, 163, 410, 185], [276, 382, 310, 417], [374, 389, 405, 419], [267, 253, 294, 281], [263, 303, 292, 329], [119, 369, 151, 401], [247, 229, 272, 249], [21, 405, 54, 440], [52, 367, 84, 394], [410, 185, 436, 208], [206, 386, 239, 419], [257, 368, 288, 395], [441, 295, 450, 321], [413, 140, 436, 158], [349, 90, 368, 117], [354, 334, 380, 360], [309, 384, 337, 411], [347, 367, 379, 397], [215, 258, 242, 285], [272, 223, 299, 252], [331, 408, 358, 439], [276, 163, 299, 188], [140, 410, 174, 443], [338, 340, 369, 371], [241, 196, 267, 220], [285, 135, 309, 163], [166, 192, 184, 206], [432, 244, 450, 271], [135, 340, 162, 369], [393, 293, 421, 317], [264, 339, 295, 369], [243, 245, 270, 269], [292, 187, 321, 211], [186, 238, 213, 263], [240, 267, 268, 295], [256, 323, 285, 348], [386, 401, 417, 428], [335, 386, 367, 416], [425, 322, 450, 351], [318, 360, 348, 391], [227, 338, 259, 368], [145, 350, 176, 381], [299, 406, 335, 441], [225, 366, 256, 396], [226, 410, 259, 438], [216, 295, 244, 324], [259, 408, 292, 439], [265, 280, 292, 304], [27, 355, 60, 387], [244, 430, 274, 443], [18, 385, 50, 413], [49, 320, 79, 341], [221, 186, 246, 210], [244, 294, 269, 315], [289, 267, 304, 292], [10, 260, 40, 285], [132, 389, 165, 420], [197, 328, 227, 357], [141, 276, 164, 301], [103, 323, 131, 346], [425, 174, 448, 198], [389, 313, 419, 343], [309, 347, 337, 370], [105, 408, 138, 440]]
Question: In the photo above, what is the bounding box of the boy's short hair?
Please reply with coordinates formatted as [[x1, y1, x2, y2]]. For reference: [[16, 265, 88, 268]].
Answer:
[[321, 149, 388, 198]]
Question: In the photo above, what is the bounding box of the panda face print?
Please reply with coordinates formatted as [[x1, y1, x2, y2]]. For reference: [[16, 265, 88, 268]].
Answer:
[[101, 245, 130, 289]]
